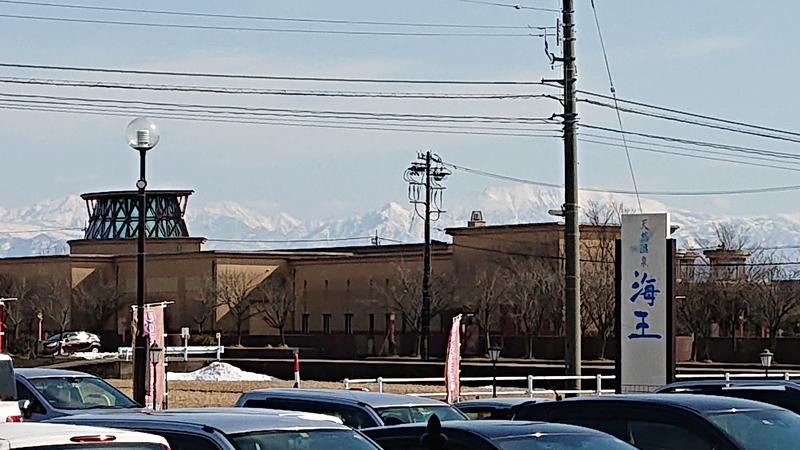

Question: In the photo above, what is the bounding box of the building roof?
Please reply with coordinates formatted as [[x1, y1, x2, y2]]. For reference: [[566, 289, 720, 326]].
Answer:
[[242, 388, 448, 408], [445, 222, 619, 236], [81, 190, 193, 199]]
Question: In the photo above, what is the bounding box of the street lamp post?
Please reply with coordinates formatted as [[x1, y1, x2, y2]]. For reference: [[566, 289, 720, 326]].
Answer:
[[149, 342, 163, 409], [126, 117, 160, 406], [488, 345, 502, 398], [760, 348, 774, 379]]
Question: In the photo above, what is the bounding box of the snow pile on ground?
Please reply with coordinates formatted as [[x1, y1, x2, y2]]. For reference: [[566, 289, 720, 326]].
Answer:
[[72, 352, 118, 360], [167, 362, 278, 382]]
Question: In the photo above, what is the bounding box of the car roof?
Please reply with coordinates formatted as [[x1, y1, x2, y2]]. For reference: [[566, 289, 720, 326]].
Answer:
[[366, 420, 616, 440], [0, 423, 168, 447], [455, 397, 542, 408], [16, 368, 93, 379], [658, 380, 800, 390], [242, 388, 448, 408], [536, 394, 784, 413], [49, 410, 351, 434], [171, 407, 344, 424]]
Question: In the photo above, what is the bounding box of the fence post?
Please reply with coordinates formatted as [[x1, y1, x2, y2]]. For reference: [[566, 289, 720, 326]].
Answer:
[[527, 375, 534, 398], [595, 374, 603, 395], [377, 377, 384, 393], [785, 372, 791, 381], [216, 332, 222, 361], [724, 372, 730, 382], [343, 379, 350, 390]]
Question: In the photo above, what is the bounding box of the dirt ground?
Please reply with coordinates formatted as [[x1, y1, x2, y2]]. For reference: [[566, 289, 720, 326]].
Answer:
[[108, 379, 473, 408]]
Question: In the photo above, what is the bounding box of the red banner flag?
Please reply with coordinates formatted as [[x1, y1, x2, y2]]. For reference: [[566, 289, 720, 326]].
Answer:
[[444, 314, 462, 404]]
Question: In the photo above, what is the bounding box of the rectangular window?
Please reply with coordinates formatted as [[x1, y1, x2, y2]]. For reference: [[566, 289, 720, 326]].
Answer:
[[301, 314, 310, 334], [369, 314, 375, 335], [323, 314, 332, 335], [344, 313, 354, 335]]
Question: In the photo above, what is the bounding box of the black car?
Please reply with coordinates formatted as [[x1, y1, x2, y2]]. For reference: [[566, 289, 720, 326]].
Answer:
[[364, 417, 639, 450], [514, 394, 800, 450], [235, 388, 467, 428], [454, 398, 544, 420], [655, 379, 800, 413]]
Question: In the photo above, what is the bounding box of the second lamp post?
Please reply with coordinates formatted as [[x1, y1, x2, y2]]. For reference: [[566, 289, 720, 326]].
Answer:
[[127, 117, 160, 406], [488, 344, 502, 398]]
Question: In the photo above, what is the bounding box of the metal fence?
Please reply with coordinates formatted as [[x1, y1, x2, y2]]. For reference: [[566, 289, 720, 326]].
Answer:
[[118, 345, 224, 361], [342, 374, 616, 399]]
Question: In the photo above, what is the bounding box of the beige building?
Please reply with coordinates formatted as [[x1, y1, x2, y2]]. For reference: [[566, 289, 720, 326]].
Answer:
[[0, 189, 624, 356]]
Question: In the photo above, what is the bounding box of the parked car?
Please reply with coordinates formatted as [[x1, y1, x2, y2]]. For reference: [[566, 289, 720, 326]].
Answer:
[[455, 397, 545, 420], [235, 388, 467, 428], [514, 394, 800, 450], [0, 422, 170, 449], [0, 353, 23, 423], [655, 379, 800, 413], [40, 331, 101, 356], [364, 416, 639, 450], [16, 368, 139, 421], [49, 409, 382, 450]]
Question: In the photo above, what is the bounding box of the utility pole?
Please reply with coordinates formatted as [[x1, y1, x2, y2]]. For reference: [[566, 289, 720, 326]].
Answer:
[[562, 0, 582, 389], [405, 151, 450, 361]]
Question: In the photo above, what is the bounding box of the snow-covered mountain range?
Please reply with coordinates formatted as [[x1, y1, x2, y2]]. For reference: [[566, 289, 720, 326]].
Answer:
[[2, 185, 799, 257]]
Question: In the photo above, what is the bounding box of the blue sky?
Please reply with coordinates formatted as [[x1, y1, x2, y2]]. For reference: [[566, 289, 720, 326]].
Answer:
[[1, 0, 798, 221]]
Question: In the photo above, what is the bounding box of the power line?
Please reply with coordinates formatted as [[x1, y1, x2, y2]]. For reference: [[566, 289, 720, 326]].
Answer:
[[0, 103, 564, 139], [0, 0, 555, 30], [0, 77, 558, 101], [442, 160, 800, 196], [0, 91, 560, 124], [0, 226, 84, 234], [0, 62, 551, 85], [589, 0, 641, 212], [580, 124, 800, 161], [580, 138, 800, 173], [579, 89, 800, 140], [0, 13, 549, 37], [449, 0, 560, 13], [581, 98, 800, 145]]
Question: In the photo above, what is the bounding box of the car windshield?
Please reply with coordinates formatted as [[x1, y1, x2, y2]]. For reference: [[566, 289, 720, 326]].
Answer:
[[706, 408, 800, 450], [375, 405, 465, 425], [230, 429, 380, 450], [29, 376, 137, 410], [496, 433, 636, 450]]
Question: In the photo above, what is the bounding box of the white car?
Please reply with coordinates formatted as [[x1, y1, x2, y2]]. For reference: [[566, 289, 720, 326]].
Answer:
[[0, 423, 170, 449], [0, 354, 22, 423]]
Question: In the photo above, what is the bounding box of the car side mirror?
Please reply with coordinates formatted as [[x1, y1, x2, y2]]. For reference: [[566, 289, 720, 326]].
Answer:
[[18, 400, 32, 419], [421, 414, 447, 450]]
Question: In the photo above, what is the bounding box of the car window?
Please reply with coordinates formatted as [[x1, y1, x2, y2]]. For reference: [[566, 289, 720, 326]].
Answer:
[[629, 420, 715, 450], [16, 381, 45, 414], [459, 407, 514, 420], [156, 431, 222, 450], [370, 436, 427, 450], [242, 398, 377, 429], [375, 406, 465, 425], [706, 408, 800, 450], [29, 376, 136, 409]]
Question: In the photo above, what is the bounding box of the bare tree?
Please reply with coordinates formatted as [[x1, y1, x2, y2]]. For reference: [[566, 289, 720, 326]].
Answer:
[[377, 263, 452, 356], [255, 271, 294, 346], [747, 256, 800, 351], [195, 277, 221, 334], [502, 257, 563, 359], [676, 273, 718, 361], [215, 269, 267, 346], [712, 222, 751, 251], [72, 273, 122, 332], [0, 275, 35, 348], [35, 276, 71, 353], [472, 267, 507, 354], [580, 200, 624, 359]]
